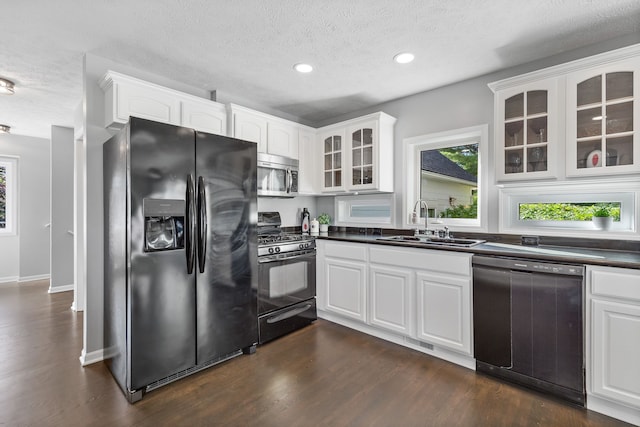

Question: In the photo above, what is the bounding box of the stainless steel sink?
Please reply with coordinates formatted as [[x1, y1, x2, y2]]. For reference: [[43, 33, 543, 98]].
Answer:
[[377, 235, 485, 247]]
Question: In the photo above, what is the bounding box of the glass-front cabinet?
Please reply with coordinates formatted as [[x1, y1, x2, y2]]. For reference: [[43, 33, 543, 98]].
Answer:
[[318, 112, 396, 193], [566, 58, 640, 177], [495, 79, 558, 181]]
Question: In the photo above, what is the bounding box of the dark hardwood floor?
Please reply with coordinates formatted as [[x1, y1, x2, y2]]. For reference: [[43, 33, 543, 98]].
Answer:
[[0, 280, 631, 426]]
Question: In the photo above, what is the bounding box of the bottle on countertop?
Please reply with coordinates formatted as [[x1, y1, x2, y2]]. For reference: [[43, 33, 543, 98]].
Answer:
[[301, 208, 310, 235], [310, 218, 319, 236]]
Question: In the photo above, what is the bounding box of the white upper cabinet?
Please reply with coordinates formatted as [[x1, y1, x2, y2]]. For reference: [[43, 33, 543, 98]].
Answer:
[[566, 57, 640, 177], [228, 104, 300, 159], [318, 112, 396, 193], [99, 71, 226, 135], [493, 79, 559, 181], [297, 127, 319, 194], [489, 43, 640, 182]]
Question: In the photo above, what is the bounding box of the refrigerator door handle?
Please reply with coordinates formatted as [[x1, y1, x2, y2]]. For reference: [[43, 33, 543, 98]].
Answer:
[[197, 176, 207, 273], [185, 174, 196, 274], [286, 168, 292, 194]]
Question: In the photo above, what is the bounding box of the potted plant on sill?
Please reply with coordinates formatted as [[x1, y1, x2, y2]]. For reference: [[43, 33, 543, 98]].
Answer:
[[317, 213, 331, 233], [592, 205, 613, 230]]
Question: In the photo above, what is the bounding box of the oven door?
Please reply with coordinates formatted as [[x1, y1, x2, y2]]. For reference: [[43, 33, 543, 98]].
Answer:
[[258, 249, 316, 315]]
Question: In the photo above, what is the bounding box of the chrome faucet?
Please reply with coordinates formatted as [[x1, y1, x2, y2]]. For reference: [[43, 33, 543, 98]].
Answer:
[[412, 199, 429, 236]]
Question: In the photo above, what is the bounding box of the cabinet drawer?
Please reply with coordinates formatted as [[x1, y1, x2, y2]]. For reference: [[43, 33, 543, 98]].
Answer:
[[324, 242, 367, 261], [590, 267, 640, 302], [369, 246, 471, 276]]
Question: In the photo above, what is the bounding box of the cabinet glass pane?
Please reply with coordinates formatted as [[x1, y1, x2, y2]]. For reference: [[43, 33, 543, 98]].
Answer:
[[352, 130, 362, 147], [527, 90, 547, 115], [334, 153, 341, 169], [606, 72, 633, 101], [505, 93, 524, 119], [527, 146, 547, 172], [352, 168, 361, 185], [363, 146, 373, 165], [334, 171, 341, 187], [363, 128, 373, 145], [505, 121, 524, 147], [606, 102, 633, 134], [324, 154, 332, 171], [334, 136, 341, 151], [577, 75, 602, 106], [577, 107, 602, 138], [606, 135, 633, 166], [362, 166, 373, 185], [324, 172, 332, 187], [576, 140, 602, 169], [352, 148, 361, 166], [324, 138, 332, 154], [505, 149, 524, 174], [527, 116, 547, 144]]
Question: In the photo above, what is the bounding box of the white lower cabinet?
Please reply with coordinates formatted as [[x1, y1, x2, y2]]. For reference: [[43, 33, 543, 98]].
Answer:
[[416, 271, 471, 355], [316, 240, 474, 367], [369, 265, 414, 336], [587, 266, 640, 426]]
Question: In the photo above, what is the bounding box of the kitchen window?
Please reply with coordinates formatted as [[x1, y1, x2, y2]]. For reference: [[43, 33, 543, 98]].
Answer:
[[335, 194, 394, 226], [0, 156, 18, 235], [499, 179, 637, 237]]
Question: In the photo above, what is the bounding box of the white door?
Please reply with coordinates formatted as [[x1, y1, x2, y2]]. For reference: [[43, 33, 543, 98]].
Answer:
[[369, 264, 414, 336]]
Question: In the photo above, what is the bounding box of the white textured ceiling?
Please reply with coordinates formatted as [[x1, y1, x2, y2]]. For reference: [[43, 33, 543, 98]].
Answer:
[[1, 0, 640, 139]]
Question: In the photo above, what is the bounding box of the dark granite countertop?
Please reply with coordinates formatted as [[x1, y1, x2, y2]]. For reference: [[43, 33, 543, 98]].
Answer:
[[316, 231, 640, 270]]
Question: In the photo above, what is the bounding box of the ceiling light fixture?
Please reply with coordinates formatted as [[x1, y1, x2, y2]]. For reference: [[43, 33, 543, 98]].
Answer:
[[394, 52, 415, 64], [0, 78, 15, 95], [293, 63, 313, 73], [0, 124, 10, 133]]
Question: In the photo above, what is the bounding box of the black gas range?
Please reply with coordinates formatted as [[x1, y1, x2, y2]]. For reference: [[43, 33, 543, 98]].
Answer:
[[256, 212, 317, 344]]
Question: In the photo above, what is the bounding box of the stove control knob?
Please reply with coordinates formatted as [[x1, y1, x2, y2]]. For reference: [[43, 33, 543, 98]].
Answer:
[[268, 247, 274, 254], [305, 243, 310, 248], [299, 243, 304, 250], [275, 247, 281, 253]]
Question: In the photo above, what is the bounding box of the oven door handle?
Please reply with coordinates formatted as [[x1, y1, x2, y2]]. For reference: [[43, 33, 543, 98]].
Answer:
[[259, 251, 316, 264], [266, 304, 313, 324]]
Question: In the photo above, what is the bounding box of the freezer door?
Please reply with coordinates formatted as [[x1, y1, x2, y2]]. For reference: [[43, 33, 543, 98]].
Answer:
[[129, 118, 197, 390], [195, 132, 258, 364]]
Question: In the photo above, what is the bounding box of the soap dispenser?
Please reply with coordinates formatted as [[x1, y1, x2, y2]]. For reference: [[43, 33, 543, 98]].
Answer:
[[301, 208, 310, 235]]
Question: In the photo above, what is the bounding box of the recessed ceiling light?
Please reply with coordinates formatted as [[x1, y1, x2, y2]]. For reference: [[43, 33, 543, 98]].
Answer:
[[293, 63, 313, 73], [0, 124, 10, 133], [0, 78, 15, 95], [394, 52, 415, 64]]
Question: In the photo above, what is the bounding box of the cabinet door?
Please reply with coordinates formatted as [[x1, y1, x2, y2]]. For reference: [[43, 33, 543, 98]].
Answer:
[[181, 99, 226, 135], [298, 128, 318, 194], [113, 81, 181, 127], [369, 265, 414, 336], [495, 79, 558, 181], [566, 58, 640, 177], [591, 299, 640, 408], [347, 121, 377, 190], [267, 121, 299, 159], [319, 129, 346, 192], [234, 111, 267, 152], [324, 258, 366, 322], [416, 271, 471, 355]]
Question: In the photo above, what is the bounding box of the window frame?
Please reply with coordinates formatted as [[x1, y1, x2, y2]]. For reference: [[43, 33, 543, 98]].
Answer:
[[499, 178, 638, 238], [0, 156, 18, 236], [402, 124, 489, 232], [335, 193, 395, 226]]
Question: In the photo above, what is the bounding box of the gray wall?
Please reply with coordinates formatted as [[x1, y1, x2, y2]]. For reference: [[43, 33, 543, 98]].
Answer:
[[0, 133, 50, 282], [50, 126, 75, 291], [257, 196, 318, 227]]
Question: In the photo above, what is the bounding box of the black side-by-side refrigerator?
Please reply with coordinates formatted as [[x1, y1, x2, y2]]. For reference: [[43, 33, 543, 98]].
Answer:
[[103, 117, 257, 403]]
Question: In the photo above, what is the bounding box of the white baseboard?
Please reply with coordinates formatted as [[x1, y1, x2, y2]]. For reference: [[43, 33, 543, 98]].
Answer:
[[0, 276, 19, 284], [80, 348, 105, 366], [48, 284, 74, 294], [587, 394, 640, 426], [318, 310, 476, 371], [18, 274, 50, 283]]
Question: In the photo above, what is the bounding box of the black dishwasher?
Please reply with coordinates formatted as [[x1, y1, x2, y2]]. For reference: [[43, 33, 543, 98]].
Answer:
[[472, 255, 585, 405]]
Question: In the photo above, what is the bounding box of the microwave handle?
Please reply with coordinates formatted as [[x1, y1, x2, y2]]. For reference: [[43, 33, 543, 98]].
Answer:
[[286, 168, 292, 194]]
